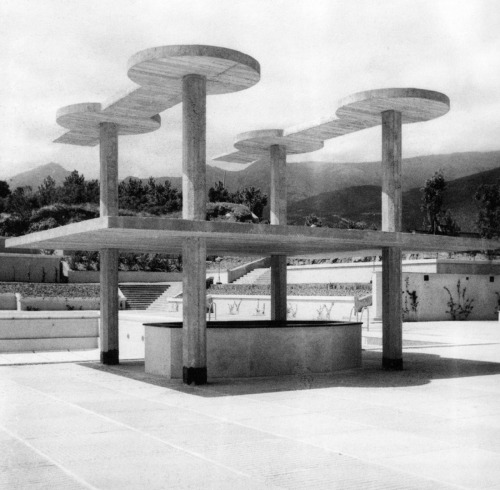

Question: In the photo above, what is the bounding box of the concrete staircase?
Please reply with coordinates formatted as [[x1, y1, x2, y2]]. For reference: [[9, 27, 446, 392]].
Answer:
[[148, 282, 183, 311], [119, 284, 170, 310], [232, 268, 271, 285]]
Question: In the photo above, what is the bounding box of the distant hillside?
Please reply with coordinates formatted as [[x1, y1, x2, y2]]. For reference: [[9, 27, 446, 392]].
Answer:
[[7, 163, 71, 190], [137, 150, 500, 203], [288, 186, 381, 227], [8, 150, 500, 207], [403, 166, 500, 232], [122, 174, 183, 190], [289, 166, 500, 233]]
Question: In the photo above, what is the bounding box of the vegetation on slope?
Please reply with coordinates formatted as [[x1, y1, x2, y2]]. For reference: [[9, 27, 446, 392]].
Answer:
[[0, 283, 100, 298], [208, 283, 372, 297]]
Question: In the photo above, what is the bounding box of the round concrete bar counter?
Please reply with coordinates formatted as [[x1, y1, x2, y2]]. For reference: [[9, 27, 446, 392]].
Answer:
[[144, 320, 362, 379]]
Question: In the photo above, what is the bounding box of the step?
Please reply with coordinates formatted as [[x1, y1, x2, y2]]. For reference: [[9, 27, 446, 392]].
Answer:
[[233, 268, 271, 284], [148, 283, 183, 310], [119, 284, 170, 310]]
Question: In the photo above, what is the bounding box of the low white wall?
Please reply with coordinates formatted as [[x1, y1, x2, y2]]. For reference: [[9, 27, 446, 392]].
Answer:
[[18, 295, 127, 311], [68, 270, 182, 283], [0, 293, 16, 310], [19, 297, 101, 311], [166, 294, 357, 321], [436, 260, 500, 275], [373, 272, 500, 321], [0, 312, 99, 352], [286, 259, 500, 284]]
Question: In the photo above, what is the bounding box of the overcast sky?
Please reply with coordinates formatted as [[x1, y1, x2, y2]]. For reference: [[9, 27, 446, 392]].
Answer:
[[1, 0, 500, 181]]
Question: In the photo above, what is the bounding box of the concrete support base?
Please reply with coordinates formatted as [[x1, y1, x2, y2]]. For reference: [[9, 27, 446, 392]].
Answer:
[[271, 255, 287, 321], [183, 367, 208, 385], [100, 248, 119, 365], [182, 238, 207, 385], [382, 246, 403, 370], [100, 350, 119, 365], [382, 357, 403, 370]]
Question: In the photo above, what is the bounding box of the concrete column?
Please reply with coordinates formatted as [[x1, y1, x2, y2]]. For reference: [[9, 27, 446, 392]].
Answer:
[[182, 75, 206, 221], [100, 248, 119, 364], [182, 238, 207, 384], [270, 144, 287, 225], [381, 110, 403, 370], [99, 120, 120, 365], [271, 255, 287, 320], [381, 111, 402, 233], [99, 123, 119, 216], [270, 144, 287, 320], [182, 74, 207, 385]]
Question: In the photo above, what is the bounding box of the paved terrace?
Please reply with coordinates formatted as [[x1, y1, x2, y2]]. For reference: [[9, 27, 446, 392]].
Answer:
[[1, 319, 500, 489]]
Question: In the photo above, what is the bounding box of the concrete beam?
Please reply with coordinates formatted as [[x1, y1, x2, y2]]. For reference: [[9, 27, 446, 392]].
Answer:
[[215, 88, 449, 165], [8, 217, 500, 255]]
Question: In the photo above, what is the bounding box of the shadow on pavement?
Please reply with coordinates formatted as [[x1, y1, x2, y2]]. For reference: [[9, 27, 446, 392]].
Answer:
[[79, 348, 500, 397]]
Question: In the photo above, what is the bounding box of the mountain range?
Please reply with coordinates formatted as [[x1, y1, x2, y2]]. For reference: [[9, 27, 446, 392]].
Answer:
[[5, 150, 500, 232], [288, 165, 500, 232], [7, 162, 72, 190], [124, 151, 500, 203]]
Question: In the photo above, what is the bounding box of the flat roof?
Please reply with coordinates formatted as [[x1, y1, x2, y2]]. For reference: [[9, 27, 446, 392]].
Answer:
[[5, 217, 499, 256]]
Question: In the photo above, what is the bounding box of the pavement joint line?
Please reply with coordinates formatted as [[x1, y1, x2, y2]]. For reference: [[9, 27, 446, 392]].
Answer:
[[5, 350, 500, 489], [8, 378, 273, 486], [9, 363, 429, 485], [0, 425, 101, 490], [68, 365, 467, 487], [366, 448, 476, 490]]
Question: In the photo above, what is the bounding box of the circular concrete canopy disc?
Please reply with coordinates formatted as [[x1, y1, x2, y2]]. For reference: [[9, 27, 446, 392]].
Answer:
[[127, 45, 260, 95], [234, 129, 324, 156], [56, 103, 161, 137], [336, 88, 450, 125]]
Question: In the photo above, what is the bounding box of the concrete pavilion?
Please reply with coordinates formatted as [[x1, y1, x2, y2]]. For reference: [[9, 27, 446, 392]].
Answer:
[[7, 46, 500, 385], [214, 86, 458, 371]]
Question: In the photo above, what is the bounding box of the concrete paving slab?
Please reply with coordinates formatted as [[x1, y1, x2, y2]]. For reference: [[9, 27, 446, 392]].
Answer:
[[300, 426, 457, 462], [385, 446, 500, 489], [1, 320, 500, 488]]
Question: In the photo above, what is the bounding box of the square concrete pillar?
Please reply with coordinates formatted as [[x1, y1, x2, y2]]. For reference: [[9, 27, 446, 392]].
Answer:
[[182, 238, 207, 384], [271, 255, 287, 320], [382, 247, 402, 369], [182, 74, 207, 384], [99, 122, 119, 365], [270, 144, 288, 321], [381, 110, 403, 370], [100, 248, 119, 364]]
